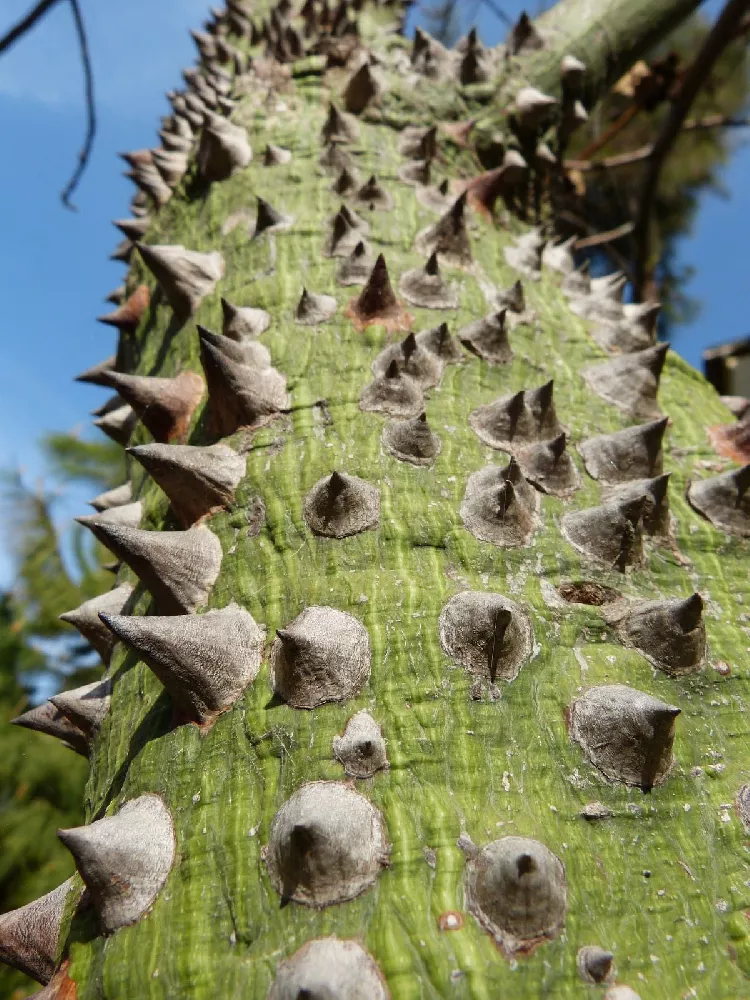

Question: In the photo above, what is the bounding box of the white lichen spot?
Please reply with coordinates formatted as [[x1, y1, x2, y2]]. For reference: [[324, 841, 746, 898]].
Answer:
[[573, 646, 589, 677]]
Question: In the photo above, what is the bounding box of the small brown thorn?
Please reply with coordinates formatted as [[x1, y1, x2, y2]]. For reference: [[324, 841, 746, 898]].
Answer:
[[97, 370, 205, 444], [346, 254, 413, 333], [97, 285, 150, 334]]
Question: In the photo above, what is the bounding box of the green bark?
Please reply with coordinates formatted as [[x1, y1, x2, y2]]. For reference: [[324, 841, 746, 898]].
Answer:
[[16, 0, 750, 997]]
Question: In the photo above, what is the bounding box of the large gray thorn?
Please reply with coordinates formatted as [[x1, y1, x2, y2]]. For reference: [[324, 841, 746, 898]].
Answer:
[[99, 604, 263, 724], [264, 781, 389, 906], [93, 404, 137, 447], [561, 496, 646, 572], [135, 243, 224, 321], [464, 835, 566, 953], [90, 483, 133, 512], [50, 679, 112, 737], [59, 584, 134, 663], [75, 356, 117, 387], [0, 879, 77, 983], [578, 418, 668, 486], [687, 464, 750, 537], [583, 344, 668, 420], [198, 332, 288, 437], [76, 503, 143, 535], [11, 702, 89, 757], [58, 794, 175, 933], [197, 114, 252, 182], [570, 684, 679, 790], [72, 523, 223, 615], [268, 938, 389, 999], [127, 442, 246, 526]]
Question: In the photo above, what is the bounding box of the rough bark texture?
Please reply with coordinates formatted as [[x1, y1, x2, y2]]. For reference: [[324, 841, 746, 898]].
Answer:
[[8, 0, 750, 997]]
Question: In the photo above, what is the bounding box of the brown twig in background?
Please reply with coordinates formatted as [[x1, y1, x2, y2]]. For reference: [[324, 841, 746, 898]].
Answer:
[[632, 0, 750, 298], [0, 0, 96, 209], [574, 220, 635, 249], [567, 114, 750, 172], [557, 209, 633, 275], [576, 103, 642, 161]]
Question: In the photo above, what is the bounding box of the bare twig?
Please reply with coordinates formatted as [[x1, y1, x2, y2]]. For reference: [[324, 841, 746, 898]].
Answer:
[[479, 0, 512, 27], [0, 0, 61, 55], [0, 0, 96, 208], [557, 209, 633, 275], [567, 114, 750, 172], [61, 0, 96, 210], [632, 0, 750, 298], [576, 103, 642, 161], [574, 220, 635, 249]]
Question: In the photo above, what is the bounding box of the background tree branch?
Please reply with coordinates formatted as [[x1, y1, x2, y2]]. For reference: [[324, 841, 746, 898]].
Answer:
[[632, 0, 750, 298], [0, 0, 96, 208], [0, 0, 61, 55], [567, 114, 750, 171], [61, 0, 96, 209]]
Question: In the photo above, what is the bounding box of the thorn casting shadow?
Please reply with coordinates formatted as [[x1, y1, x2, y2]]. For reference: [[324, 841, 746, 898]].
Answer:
[[93, 690, 173, 818]]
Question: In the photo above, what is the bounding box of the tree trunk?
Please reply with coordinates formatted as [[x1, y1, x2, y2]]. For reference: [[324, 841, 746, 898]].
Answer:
[[6, 0, 750, 998]]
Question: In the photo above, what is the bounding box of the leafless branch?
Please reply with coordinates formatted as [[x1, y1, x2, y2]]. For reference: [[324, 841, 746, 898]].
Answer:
[[61, 0, 96, 210], [557, 209, 633, 275], [0, 0, 61, 55], [574, 220, 635, 249], [632, 0, 750, 298], [0, 0, 96, 209], [567, 114, 750, 172], [479, 0, 512, 27], [576, 103, 642, 161]]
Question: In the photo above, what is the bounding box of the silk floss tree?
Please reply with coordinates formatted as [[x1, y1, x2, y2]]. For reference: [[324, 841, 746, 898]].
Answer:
[[3, 0, 750, 996]]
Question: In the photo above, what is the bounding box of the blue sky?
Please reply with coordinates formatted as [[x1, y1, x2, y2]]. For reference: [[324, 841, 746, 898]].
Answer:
[[0, 0, 747, 586]]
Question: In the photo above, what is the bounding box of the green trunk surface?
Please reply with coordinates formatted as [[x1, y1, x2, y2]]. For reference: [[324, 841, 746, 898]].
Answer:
[[26, 1, 750, 997]]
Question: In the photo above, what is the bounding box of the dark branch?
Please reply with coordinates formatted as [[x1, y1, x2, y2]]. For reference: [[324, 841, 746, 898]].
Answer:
[[567, 115, 750, 172], [0, 0, 97, 209], [0, 0, 61, 56], [60, 0, 96, 210], [632, 0, 750, 298], [479, 0, 512, 27]]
